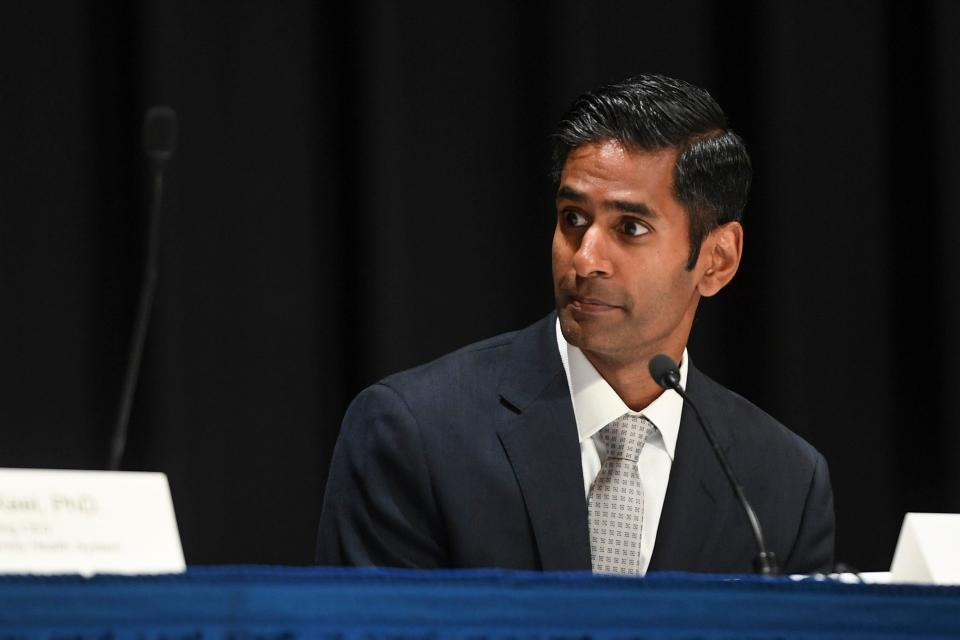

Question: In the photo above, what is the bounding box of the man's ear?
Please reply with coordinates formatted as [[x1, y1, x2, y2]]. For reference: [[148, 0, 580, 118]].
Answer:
[[697, 221, 743, 297]]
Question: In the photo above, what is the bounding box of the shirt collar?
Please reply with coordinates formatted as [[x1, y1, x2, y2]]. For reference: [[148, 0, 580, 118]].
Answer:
[[555, 318, 688, 461]]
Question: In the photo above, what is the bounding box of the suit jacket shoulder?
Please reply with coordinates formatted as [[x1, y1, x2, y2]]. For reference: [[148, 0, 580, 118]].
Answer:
[[692, 367, 821, 463], [376, 328, 519, 415]]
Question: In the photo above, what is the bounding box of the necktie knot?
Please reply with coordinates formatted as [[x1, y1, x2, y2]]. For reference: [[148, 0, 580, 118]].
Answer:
[[598, 414, 654, 463]]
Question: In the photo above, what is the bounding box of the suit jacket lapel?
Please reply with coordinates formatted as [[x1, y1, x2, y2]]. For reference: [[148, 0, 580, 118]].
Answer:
[[496, 314, 591, 571], [648, 364, 736, 572]]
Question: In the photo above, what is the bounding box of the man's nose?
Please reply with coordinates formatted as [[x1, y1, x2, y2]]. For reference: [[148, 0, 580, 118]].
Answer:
[[572, 226, 613, 278]]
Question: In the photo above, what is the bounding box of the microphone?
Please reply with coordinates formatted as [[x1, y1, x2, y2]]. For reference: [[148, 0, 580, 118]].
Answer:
[[144, 106, 178, 163], [108, 106, 178, 471], [649, 354, 780, 575]]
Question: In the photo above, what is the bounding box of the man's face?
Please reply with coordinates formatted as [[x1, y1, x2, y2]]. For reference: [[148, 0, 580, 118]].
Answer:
[[552, 140, 703, 367]]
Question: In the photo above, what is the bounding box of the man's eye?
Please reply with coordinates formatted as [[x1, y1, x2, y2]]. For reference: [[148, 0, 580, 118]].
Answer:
[[622, 220, 649, 237], [563, 211, 588, 227]]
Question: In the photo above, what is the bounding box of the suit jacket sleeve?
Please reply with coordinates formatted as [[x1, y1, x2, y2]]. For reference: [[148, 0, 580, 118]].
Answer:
[[316, 383, 446, 568], [782, 450, 836, 574]]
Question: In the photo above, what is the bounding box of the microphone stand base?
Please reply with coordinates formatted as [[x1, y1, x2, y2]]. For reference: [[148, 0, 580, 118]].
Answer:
[[753, 551, 781, 576]]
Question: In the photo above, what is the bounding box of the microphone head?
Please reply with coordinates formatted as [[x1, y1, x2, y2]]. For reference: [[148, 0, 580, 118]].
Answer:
[[144, 106, 178, 161], [649, 354, 681, 390]]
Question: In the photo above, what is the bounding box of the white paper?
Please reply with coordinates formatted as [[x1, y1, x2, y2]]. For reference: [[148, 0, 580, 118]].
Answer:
[[0, 468, 185, 576], [890, 512, 960, 585]]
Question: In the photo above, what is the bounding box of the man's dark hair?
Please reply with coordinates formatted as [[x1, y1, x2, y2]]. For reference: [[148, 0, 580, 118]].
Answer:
[[552, 74, 752, 270]]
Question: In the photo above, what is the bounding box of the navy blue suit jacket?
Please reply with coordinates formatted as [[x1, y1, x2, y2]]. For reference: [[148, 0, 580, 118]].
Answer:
[[317, 314, 835, 573]]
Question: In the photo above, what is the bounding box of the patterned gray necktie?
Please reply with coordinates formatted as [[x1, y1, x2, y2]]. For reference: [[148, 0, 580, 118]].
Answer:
[[588, 414, 655, 575]]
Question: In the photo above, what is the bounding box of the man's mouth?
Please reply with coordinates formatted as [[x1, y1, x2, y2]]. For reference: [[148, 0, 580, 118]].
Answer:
[[569, 295, 621, 313]]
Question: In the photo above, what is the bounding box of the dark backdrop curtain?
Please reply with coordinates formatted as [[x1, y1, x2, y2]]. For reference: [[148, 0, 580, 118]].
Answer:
[[2, 1, 958, 570]]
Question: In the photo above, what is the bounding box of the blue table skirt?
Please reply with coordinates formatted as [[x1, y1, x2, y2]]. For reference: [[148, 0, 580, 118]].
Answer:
[[1, 566, 958, 640]]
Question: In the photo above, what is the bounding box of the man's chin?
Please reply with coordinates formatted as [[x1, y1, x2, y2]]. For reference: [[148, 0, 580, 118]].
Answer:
[[559, 306, 639, 357], [557, 307, 609, 348]]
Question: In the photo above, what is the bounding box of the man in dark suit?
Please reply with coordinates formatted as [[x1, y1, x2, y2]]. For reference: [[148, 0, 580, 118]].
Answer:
[[317, 74, 835, 574]]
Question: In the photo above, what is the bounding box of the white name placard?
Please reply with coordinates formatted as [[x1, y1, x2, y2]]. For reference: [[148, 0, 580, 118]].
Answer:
[[890, 512, 960, 585], [0, 468, 185, 576]]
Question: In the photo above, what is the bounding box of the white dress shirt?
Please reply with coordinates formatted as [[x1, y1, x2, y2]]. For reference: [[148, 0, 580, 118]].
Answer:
[[555, 319, 689, 575]]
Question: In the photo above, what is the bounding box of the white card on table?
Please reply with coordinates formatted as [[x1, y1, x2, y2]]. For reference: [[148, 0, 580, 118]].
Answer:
[[890, 512, 960, 585], [0, 468, 185, 576]]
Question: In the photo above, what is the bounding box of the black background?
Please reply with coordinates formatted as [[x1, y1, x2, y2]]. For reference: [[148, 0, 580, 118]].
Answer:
[[2, 1, 959, 571]]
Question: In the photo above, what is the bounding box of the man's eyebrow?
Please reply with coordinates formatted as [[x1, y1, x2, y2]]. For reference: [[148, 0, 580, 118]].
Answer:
[[556, 185, 658, 218], [556, 185, 585, 202], [609, 199, 656, 217]]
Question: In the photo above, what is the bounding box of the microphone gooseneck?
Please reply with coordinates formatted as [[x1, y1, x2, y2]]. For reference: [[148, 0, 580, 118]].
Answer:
[[649, 354, 780, 576], [108, 106, 178, 471]]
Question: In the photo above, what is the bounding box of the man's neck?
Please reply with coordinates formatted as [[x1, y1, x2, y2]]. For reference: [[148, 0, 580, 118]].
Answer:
[[582, 348, 684, 412]]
